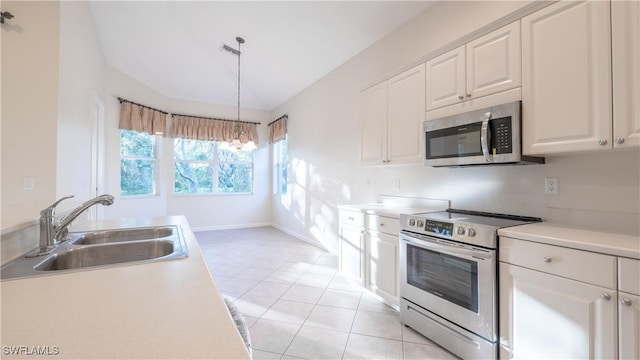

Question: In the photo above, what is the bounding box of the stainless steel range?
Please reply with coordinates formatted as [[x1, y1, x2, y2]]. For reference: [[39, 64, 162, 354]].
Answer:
[[399, 209, 540, 359]]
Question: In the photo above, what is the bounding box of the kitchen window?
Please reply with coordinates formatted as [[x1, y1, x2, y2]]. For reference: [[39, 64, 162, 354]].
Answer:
[[174, 138, 253, 194], [273, 136, 288, 194], [120, 129, 158, 196]]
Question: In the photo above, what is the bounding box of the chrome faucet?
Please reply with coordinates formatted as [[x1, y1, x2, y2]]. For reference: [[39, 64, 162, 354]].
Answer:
[[29, 194, 115, 257]]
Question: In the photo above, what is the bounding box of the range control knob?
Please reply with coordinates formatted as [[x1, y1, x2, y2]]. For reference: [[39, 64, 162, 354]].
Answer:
[[408, 218, 416, 226], [467, 228, 476, 237], [456, 226, 466, 235], [416, 220, 424, 228]]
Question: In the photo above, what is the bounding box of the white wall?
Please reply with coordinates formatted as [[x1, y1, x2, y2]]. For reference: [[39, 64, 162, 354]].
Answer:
[[1, 1, 60, 229], [271, 1, 640, 253], [56, 1, 106, 210]]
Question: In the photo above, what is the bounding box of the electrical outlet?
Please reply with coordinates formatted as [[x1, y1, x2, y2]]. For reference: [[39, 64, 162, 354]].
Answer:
[[23, 177, 34, 191], [545, 178, 558, 194], [393, 179, 401, 191]]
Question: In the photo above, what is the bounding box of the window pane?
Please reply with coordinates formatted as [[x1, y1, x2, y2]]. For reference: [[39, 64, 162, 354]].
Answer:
[[174, 138, 215, 161], [121, 159, 155, 195], [174, 162, 214, 193], [121, 129, 154, 157], [218, 163, 252, 193], [219, 148, 252, 162]]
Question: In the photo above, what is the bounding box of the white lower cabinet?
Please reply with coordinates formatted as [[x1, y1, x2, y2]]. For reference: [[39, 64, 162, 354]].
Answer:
[[619, 292, 640, 359], [499, 262, 617, 359], [365, 230, 398, 306], [338, 211, 366, 286], [619, 258, 640, 359], [338, 209, 400, 308], [499, 236, 618, 359]]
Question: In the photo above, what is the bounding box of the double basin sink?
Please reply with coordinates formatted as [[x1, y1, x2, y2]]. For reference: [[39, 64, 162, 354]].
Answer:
[[1, 226, 188, 280]]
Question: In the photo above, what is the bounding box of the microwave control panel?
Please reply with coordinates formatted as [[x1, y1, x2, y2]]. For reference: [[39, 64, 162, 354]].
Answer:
[[490, 117, 512, 154]]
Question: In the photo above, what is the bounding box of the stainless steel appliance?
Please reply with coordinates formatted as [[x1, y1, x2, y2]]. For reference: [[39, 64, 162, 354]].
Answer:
[[423, 101, 544, 167], [399, 209, 541, 359]]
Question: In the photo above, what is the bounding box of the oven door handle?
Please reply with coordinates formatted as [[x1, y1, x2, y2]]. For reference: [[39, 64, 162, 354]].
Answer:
[[400, 233, 493, 260], [481, 112, 492, 163]]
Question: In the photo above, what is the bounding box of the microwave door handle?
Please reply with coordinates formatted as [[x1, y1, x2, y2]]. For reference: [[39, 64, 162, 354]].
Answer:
[[481, 112, 492, 163]]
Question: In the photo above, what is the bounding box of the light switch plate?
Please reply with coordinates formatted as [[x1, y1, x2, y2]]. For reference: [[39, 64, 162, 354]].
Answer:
[[23, 177, 34, 191]]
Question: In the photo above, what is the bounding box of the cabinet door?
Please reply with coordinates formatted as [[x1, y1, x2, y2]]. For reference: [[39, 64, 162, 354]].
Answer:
[[387, 64, 425, 164], [619, 292, 640, 360], [360, 82, 387, 164], [499, 263, 617, 359], [522, 1, 612, 154], [466, 21, 521, 100], [366, 231, 398, 306], [612, 0, 640, 149], [426, 46, 465, 110], [339, 225, 365, 286]]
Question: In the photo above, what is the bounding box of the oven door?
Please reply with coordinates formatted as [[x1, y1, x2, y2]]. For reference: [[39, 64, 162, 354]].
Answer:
[[399, 231, 496, 342]]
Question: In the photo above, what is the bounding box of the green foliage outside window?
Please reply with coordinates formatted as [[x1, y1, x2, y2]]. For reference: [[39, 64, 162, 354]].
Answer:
[[120, 130, 156, 196], [174, 138, 253, 194]]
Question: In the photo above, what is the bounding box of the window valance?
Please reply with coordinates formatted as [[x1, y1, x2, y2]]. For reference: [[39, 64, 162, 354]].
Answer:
[[268, 115, 288, 144], [171, 114, 259, 144], [118, 98, 168, 136]]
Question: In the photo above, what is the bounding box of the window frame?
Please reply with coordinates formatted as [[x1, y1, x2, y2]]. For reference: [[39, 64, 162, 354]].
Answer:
[[119, 129, 159, 197], [272, 136, 288, 195], [173, 138, 254, 196]]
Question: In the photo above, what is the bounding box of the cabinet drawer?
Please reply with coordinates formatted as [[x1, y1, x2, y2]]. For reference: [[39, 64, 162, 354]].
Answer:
[[339, 210, 365, 227], [619, 257, 640, 295], [499, 237, 616, 289], [366, 214, 399, 235]]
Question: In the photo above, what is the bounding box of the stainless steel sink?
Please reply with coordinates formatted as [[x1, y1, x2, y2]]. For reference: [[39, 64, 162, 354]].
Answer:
[[71, 226, 175, 245], [1, 225, 188, 280], [34, 240, 177, 271]]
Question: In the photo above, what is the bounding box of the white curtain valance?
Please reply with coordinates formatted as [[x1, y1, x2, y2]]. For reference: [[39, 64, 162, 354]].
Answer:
[[268, 115, 287, 144], [118, 101, 168, 136]]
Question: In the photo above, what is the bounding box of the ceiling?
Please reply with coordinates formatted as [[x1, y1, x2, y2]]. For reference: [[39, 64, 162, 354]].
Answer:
[[89, 1, 433, 111]]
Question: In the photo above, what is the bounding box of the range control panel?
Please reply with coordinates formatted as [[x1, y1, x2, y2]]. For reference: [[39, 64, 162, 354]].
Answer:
[[402, 215, 495, 248]]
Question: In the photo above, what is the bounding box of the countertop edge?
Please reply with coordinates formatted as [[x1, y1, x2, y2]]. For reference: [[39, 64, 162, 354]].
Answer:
[[498, 222, 640, 260]]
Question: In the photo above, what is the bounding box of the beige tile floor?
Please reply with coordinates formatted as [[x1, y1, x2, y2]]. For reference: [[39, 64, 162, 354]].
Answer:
[[196, 227, 459, 360]]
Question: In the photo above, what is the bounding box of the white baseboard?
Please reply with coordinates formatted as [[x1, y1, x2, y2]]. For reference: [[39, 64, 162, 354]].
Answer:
[[271, 224, 330, 252], [192, 222, 272, 233]]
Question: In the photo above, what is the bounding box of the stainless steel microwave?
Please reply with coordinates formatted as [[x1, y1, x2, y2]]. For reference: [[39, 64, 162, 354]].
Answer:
[[423, 101, 544, 167]]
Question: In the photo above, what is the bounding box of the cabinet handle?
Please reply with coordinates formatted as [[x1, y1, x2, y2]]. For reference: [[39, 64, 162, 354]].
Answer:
[[599, 139, 608, 146], [615, 137, 625, 145], [458, 95, 464, 100], [621, 298, 633, 306], [379, 223, 385, 227], [348, 217, 354, 221], [466, 94, 472, 98], [600, 293, 611, 301], [543, 256, 552, 263]]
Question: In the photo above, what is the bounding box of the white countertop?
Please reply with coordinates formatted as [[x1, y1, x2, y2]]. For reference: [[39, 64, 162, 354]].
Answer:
[[0, 216, 250, 360], [499, 222, 640, 259]]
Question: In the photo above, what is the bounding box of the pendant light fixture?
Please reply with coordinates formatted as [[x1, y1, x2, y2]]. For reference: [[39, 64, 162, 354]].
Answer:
[[219, 36, 256, 152]]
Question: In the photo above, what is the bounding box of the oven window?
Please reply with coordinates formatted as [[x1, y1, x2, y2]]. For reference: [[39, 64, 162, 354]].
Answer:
[[406, 244, 479, 313], [425, 122, 482, 159]]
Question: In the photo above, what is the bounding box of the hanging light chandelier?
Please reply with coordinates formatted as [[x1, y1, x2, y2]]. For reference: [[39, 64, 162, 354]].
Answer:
[[219, 36, 256, 152]]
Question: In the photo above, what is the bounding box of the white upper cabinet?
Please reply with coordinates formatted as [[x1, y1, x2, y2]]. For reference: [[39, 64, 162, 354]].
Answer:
[[360, 82, 387, 164], [612, 0, 640, 149], [466, 20, 522, 100], [522, 1, 612, 154], [426, 21, 521, 111], [360, 63, 425, 165], [426, 46, 465, 110], [387, 64, 425, 164]]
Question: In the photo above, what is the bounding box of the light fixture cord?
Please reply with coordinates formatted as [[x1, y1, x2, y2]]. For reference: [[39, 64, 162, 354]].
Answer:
[[237, 38, 241, 126]]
